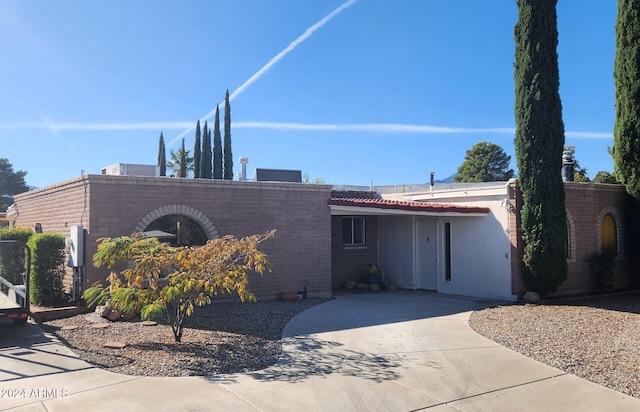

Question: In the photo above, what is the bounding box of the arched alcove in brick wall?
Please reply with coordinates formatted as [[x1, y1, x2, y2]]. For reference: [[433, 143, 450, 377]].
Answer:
[[134, 204, 219, 240], [597, 206, 623, 256]]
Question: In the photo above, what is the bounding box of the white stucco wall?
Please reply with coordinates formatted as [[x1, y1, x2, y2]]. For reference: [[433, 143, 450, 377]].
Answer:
[[378, 216, 415, 288], [380, 182, 516, 302]]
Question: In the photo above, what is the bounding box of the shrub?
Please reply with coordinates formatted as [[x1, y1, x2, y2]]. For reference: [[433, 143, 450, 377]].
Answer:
[[27, 233, 66, 306], [361, 265, 388, 288], [587, 251, 616, 294]]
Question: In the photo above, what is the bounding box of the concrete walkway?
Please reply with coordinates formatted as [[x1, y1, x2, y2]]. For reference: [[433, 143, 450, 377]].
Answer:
[[1, 291, 639, 411]]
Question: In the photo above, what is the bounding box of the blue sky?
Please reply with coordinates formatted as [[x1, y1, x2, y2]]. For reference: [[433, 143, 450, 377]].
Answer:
[[1, 0, 617, 188]]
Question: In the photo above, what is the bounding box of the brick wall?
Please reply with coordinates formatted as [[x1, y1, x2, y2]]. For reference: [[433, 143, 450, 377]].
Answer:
[[13, 177, 90, 291], [509, 181, 632, 297], [14, 175, 333, 300], [331, 215, 378, 288]]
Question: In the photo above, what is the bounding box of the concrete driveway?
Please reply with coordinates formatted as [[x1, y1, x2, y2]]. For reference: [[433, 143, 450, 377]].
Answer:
[[1, 291, 639, 411]]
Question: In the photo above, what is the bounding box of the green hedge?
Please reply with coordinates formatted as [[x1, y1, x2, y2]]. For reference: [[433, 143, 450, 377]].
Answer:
[[0, 227, 33, 285], [27, 233, 65, 306]]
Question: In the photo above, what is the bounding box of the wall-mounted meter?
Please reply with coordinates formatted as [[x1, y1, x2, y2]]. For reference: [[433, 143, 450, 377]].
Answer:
[[69, 226, 84, 267]]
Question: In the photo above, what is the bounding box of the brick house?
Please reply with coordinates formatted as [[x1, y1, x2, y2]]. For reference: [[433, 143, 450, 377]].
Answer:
[[9, 175, 333, 300], [8, 174, 636, 302]]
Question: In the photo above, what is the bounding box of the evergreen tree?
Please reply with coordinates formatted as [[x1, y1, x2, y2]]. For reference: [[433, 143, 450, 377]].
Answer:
[[514, 0, 568, 296], [193, 120, 201, 179], [200, 121, 213, 179], [593, 171, 619, 184], [179, 138, 187, 178], [0, 158, 28, 210], [158, 132, 167, 177], [454, 142, 514, 182], [223, 90, 233, 180], [614, 0, 640, 199], [213, 105, 223, 179]]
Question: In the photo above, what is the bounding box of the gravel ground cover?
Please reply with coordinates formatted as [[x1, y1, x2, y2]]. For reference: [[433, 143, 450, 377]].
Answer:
[[40, 298, 329, 378], [469, 290, 640, 399]]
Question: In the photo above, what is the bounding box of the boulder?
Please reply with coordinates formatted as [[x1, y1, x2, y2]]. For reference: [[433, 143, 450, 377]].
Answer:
[[370, 284, 380, 291], [522, 291, 541, 304], [106, 309, 122, 321], [85, 313, 109, 324], [344, 280, 358, 289], [95, 305, 110, 318], [356, 282, 369, 291]]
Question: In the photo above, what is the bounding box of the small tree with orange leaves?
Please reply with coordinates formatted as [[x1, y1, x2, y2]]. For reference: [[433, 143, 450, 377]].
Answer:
[[91, 230, 275, 342]]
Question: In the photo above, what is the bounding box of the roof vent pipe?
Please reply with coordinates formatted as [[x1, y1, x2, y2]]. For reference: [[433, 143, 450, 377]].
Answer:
[[239, 157, 249, 181]]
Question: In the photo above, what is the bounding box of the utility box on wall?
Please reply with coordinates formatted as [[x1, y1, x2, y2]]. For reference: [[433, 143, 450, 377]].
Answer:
[[69, 226, 84, 267]]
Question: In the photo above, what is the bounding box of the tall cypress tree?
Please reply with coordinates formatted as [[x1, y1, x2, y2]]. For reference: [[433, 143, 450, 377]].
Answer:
[[158, 132, 166, 177], [193, 120, 201, 179], [514, 0, 567, 296], [179, 138, 187, 178], [614, 0, 640, 199], [200, 121, 212, 179], [223, 89, 233, 180], [213, 105, 223, 179]]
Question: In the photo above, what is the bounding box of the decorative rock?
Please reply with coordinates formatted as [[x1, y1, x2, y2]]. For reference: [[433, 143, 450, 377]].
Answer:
[[61, 325, 79, 331], [91, 323, 110, 329], [523, 291, 541, 304], [370, 284, 380, 291], [106, 310, 122, 321], [102, 341, 127, 349], [141, 321, 158, 326], [344, 280, 357, 289], [387, 284, 398, 291], [356, 282, 369, 291], [95, 305, 110, 317], [86, 313, 110, 324], [270, 309, 286, 315], [122, 311, 138, 321]]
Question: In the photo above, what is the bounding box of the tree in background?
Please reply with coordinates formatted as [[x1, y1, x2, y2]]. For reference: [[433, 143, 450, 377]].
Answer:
[[91, 230, 275, 342], [0, 158, 28, 211], [167, 139, 193, 178], [593, 171, 619, 184], [614, 0, 640, 199], [514, 0, 568, 296], [223, 90, 233, 180], [303, 173, 327, 184], [454, 142, 514, 183], [200, 122, 213, 179], [157, 132, 167, 177], [179, 138, 187, 178], [563, 145, 589, 182], [193, 120, 201, 179], [213, 105, 223, 179]]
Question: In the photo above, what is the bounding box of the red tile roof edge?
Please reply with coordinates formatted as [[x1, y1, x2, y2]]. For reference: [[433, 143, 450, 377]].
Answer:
[[328, 197, 490, 214]]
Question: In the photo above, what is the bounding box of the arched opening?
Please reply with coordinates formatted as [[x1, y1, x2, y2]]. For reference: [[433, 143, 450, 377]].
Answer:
[[601, 213, 618, 256], [134, 205, 219, 244], [145, 214, 208, 246]]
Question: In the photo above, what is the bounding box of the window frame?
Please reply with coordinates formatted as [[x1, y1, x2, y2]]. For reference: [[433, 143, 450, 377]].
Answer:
[[342, 216, 366, 247], [443, 221, 452, 282]]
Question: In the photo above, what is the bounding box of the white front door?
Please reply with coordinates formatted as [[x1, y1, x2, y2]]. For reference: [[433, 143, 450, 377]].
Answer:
[[417, 220, 438, 290]]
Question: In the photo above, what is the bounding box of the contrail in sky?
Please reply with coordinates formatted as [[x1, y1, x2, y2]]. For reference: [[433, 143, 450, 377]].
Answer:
[[0, 119, 613, 139], [169, 0, 359, 146]]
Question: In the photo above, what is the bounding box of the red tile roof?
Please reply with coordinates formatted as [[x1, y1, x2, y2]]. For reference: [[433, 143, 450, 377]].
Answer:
[[328, 196, 490, 214]]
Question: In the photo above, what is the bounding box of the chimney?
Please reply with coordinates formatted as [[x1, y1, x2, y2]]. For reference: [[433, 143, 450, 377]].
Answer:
[[562, 150, 575, 182], [239, 157, 249, 181]]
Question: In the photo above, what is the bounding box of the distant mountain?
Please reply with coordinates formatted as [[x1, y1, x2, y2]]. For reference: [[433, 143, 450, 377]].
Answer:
[[435, 174, 457, 183]]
